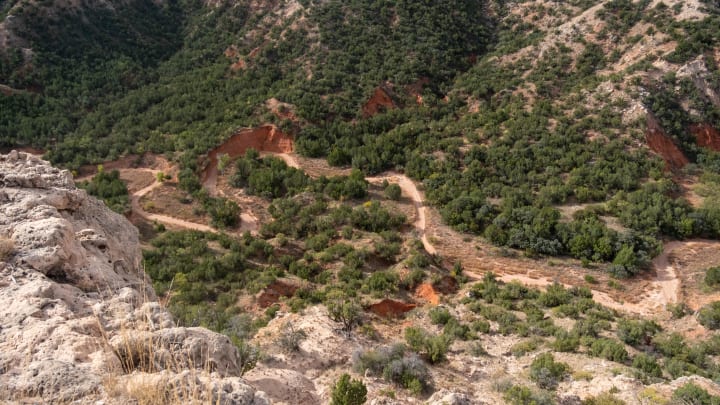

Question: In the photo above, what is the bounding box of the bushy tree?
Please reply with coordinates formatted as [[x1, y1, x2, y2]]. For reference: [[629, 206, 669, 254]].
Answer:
[[326, 291, 362, 334], [330, 374, 367, 405], [529, 352, 569, 390], [384, 183, 402, 200], [698, 302, 720, 330]]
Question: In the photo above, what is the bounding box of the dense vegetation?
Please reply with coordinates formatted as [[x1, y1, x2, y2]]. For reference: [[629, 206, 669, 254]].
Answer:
[[77, 168, 130, 214], [3, 0, 720, 270]]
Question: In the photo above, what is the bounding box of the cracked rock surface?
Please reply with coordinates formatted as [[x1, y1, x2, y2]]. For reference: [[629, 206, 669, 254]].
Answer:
[[0, 151, 267, 404]]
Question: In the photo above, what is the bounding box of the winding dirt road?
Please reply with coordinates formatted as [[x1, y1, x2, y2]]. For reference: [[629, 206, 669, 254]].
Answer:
[[488, 241, 685, 316], [131, 170, 217, 233], [129, 150, 691, 317], [366, 173, 436, 255]]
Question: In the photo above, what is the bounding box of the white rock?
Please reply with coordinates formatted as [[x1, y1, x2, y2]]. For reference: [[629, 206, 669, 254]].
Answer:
[[0, 152, 265, 403]]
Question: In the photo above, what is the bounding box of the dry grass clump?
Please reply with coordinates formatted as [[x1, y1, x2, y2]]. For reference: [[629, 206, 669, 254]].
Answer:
[[0, 237, 14, 260], [97, 300, 231, 405]]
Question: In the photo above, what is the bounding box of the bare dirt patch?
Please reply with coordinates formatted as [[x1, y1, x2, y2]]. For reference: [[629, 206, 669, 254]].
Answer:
[[362, 85, 397, 118], [665, 240, 720, 311], [646, 113, 689, 170], [368, 299, 417, 318], [415, 283, 440, 305], [257, 279, 299, 309]]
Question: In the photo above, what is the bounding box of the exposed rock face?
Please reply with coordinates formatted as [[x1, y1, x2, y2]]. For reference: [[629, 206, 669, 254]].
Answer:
[[362, 85, 398, 118], [368, 298, 416, 318], [202, 125, 294, 188], [677, 56, 720, 109], [645, 113, 689, 170], [691, 123, 720, 151], [0, 151, 267, 404]]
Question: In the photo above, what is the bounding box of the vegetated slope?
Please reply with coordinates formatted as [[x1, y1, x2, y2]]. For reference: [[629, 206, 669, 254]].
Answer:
[[1, 0, 720, 270]]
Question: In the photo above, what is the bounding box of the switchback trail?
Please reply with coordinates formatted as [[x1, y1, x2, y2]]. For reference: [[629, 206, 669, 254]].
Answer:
[[129, 151, 687, 317]]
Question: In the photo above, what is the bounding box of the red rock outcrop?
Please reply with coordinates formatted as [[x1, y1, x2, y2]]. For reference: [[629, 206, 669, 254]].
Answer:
[[415, 283, 440, 305], [691, 123, 720, 151], [645, 113, 689, 170], [362, 85, 397, 118], [368, 299, 416, 318], [202, 125, 293, 185], [257, 280, 298, 308]]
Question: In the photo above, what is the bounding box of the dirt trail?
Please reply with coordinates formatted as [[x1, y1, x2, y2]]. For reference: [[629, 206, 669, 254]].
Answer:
[[97, 146, 691, 318], [366, 173, 436, 255], [485, 241, 687, 316], [130, 170, 217, 233]]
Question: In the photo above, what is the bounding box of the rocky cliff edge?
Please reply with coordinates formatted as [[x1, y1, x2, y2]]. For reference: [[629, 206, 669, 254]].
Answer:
[[0, 151, 267, 404]]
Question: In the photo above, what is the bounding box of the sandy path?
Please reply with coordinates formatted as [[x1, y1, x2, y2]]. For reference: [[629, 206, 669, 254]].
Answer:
[[366, 173, 436, 255], [130, 170, 218, 233], [481, 241, 687, 316], [273, 152, 300, 169]]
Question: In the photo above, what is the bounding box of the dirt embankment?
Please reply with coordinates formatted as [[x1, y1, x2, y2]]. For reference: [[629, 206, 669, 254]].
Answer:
[[362, 85, 397, 118], [202, 125, 294, 192], [645, 113, 689, 170], [257, 279, 298, 308], [368, 299, 416, 318], [691, 123, 720, 151]]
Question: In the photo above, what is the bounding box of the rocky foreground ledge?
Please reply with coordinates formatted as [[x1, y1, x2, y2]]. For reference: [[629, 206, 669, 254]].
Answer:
[[0, 151, 267, 404]]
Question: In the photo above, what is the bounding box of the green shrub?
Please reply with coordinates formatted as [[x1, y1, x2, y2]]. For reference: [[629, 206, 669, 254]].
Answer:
[[538, 283, 572, 307], [471, 320, 491, 334], [529, 352, 570, 390], [503, 385, 555, 405], [429, 307, 453, 325], [330, 374, 367, 405], [667, 303, 689, 319], [653, 333, 691, 361], [589, 338, 628, 362], [364, 271, 399, 296], [705, 267, 720, 287], [404, 327, 453, 364], [671, 383, 720, 405], [632, 353, 662, 378], [384, 183, 402, 200], [78, 169, 129, 214], [698, 302, 720, 330], [581, 393, 627, 405], [353, 344, 429, 394], [443, 318, 472, 340], [617, 319, 661, 346], [553, 332, 580, 353], [511, 339, 543, 357]]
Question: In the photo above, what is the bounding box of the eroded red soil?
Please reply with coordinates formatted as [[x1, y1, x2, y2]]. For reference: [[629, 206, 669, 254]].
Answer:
[[202, 125, 294, 190], [362, 86, 397, 118], [645, 114, 689, 170], [691, 123, 720, 151], [368, 299, 416, 318]]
